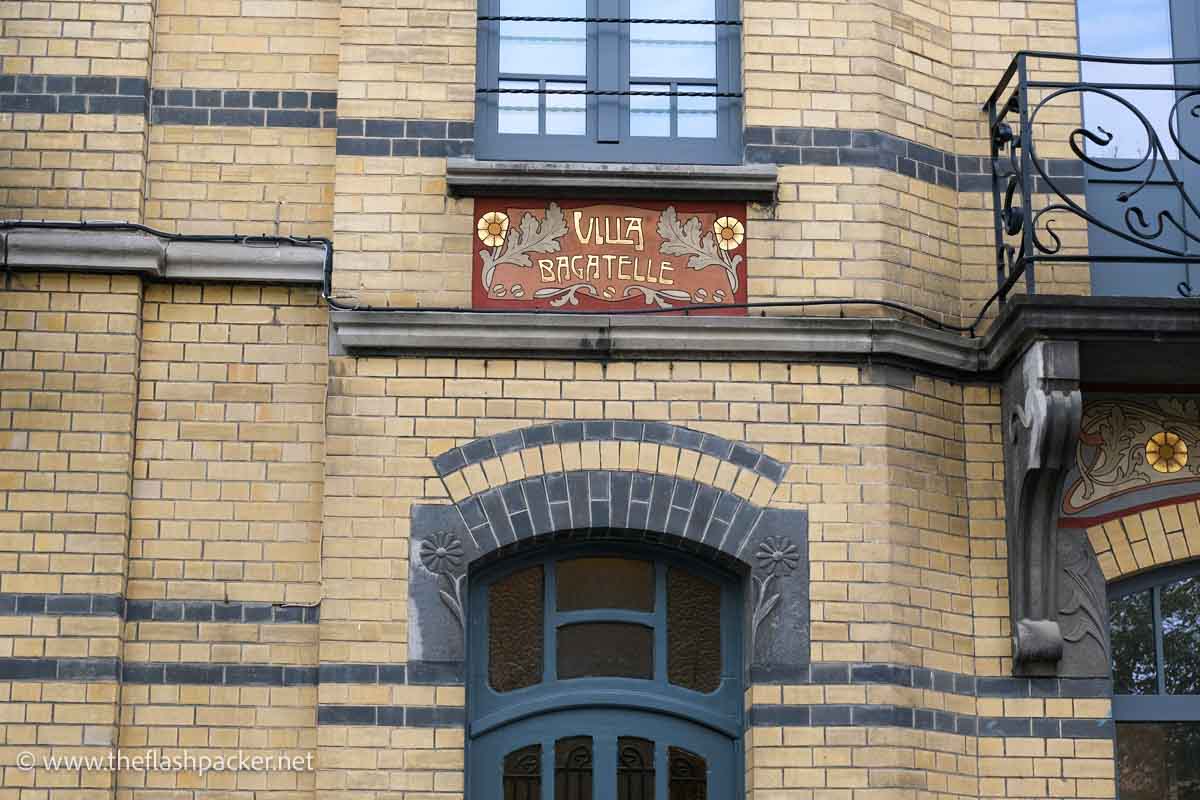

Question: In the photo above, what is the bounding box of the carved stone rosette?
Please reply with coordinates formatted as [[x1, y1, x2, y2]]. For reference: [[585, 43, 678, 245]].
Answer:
[[1002, 341, 1107, 676]]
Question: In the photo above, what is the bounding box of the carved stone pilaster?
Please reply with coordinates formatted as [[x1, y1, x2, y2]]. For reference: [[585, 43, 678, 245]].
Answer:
[[1002, 341, 1083, 674]]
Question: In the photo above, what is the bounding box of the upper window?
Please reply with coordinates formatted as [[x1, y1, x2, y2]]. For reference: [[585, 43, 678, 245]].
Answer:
[[468, 545, 743, 799], [473, 0, 742, 165], [1110, 561, 1200, 798]]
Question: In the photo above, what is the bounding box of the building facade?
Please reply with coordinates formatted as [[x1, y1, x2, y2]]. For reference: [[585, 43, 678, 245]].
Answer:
[[2, 0, 1200, 798]]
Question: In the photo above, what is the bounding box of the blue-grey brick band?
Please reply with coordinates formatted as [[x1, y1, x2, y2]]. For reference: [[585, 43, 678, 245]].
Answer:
[[746, 704, 1114, 739], [0, 73, 148, 115], [0, 593, 319, 623], [152, 87, 336, 128], [432, 420, 788, 484], [317, 705, 465, 727], [335, 118, 474, 157], [0, 592, 125, 617]]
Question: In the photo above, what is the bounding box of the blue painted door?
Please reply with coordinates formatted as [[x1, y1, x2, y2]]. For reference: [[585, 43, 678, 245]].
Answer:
[[1076, 0, 1200, 296], [467, 546, 743, 799]]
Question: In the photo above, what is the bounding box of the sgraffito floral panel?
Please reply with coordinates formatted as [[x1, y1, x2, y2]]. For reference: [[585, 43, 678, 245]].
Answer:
[[472, 199, 748, 313]]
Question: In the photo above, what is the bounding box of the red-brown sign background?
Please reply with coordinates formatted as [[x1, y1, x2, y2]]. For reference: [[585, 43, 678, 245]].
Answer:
[[472, 199, 748, 314]]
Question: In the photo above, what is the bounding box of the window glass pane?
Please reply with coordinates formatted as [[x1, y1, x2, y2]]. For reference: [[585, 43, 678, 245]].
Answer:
[[668, 747, 707, 800], [546, 82, 586, 136], [1162, 576, 1200, 694], [499, 0, 586, 77], [1117, 722, 1200, 799], [499, 80, 539, 134], [667, 566, 722, 693], [618, 738, 655, 800], [631, 84, 671, 137], [630, 0, 717, 81], [505, 744, 542, 800], [1111, 589, 1158, 694], [490, 564, 544, 692], [1076, 0, 1177, 158], [677, 85, 716, 139], [557, 558, 655, 611], [557, 622, 654, 679], [556, 737, 593, 800]]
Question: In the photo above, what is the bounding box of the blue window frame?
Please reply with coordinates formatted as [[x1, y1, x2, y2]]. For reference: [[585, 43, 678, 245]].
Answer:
[[467, 544, 743, 799], [1110, 560, 1200, 797], [1075, 0, 1200, 296], [474, 0, 743, 165]]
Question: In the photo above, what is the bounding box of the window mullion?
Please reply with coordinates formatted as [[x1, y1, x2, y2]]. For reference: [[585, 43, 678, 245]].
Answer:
[[596, 0, 620, 143]]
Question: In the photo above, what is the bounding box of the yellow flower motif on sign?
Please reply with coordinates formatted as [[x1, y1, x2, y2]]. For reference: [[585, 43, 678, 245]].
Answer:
[[713, 216, 744, 251], [1146, 431, 1188, 474], [477, 211, 510, 247]]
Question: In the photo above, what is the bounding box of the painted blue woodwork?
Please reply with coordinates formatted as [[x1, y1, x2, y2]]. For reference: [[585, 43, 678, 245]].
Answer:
[[467, 543, 743, 799]]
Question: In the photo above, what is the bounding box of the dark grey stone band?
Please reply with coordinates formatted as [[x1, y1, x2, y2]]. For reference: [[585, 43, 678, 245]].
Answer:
[[0, 74, 148, 114], [433, 420, 787, 484], [0, 592, 125, 617]]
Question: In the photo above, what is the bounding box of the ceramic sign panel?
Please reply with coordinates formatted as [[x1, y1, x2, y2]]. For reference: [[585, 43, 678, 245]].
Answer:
[[472, 199, 748, 313]]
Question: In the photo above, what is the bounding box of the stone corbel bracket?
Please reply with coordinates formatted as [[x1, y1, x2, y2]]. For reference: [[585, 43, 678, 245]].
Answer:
[[1002, 341, 1083, 673]]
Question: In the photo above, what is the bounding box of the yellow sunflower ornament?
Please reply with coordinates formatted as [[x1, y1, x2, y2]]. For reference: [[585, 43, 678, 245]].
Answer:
[[477, 211, 510, 247], [1146, 431, 1188, 474], [713, 216, 745, 251]]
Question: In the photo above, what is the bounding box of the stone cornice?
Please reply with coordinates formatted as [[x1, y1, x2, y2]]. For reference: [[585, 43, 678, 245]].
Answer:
[[330, 296, 1200, 379], [2, 228, 325, 285]]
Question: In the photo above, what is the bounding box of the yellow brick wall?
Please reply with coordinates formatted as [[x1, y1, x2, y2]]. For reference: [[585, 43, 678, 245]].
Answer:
[[144, 125, 334, 237], [129, 283, 326, 606], [1, 0, 154, 78]]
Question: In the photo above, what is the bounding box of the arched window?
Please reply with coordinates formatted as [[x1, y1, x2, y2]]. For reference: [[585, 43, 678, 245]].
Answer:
[[468, 544, 742, 800], [1110, 560, 1200, 798]]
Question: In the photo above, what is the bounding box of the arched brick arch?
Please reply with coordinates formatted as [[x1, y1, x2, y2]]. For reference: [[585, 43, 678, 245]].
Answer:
[[1084, 498, 1200, 582], [409, 422, 808, 681]]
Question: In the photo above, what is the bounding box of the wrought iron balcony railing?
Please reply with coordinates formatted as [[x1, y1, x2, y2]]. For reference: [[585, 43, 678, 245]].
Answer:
[[985, 51, 1200, 307]]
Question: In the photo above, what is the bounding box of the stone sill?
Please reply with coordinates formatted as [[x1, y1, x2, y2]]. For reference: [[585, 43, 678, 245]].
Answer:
[[445, 158, 779, 202], [2, 228, 325, 285]]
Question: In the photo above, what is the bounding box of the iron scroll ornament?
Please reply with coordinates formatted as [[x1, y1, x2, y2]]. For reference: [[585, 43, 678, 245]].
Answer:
[[988, 53, 1200, 299]]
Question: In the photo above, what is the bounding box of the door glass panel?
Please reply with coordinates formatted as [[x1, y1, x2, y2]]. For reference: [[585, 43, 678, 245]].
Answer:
[[557, 558, 655, 611], [630, 0, 716, 81], [1117, 722, 1200, 799], [557, 622, 654, 679], [556, 737, 594, 800], [1077, 0, 1177, 159], [1111, 589, 1158, 694], [668, 747, 707, 800], [1162, 575, 1200, 693], [618, 738, 655, 800], [490, 564, 545, 692], [667, 567, 721, 693], [499, 0, 586, 77], [504, 744, 542, 800]]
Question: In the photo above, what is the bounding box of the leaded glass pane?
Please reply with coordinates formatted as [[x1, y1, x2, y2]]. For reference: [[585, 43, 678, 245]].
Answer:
[[1111, 589, 1157, 695], [1163, 575, 1200, 694], [1117, 722, 1200, 799], [668, 747, 707, 800], [556, 737, 593, 800], [490, 564, 545, 692], [557, 557, 655, 612], [557, 622, 654, 679], [504, 744, 542, 800], [667, 566, 721, 693], [618, 738, 655, 800]]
